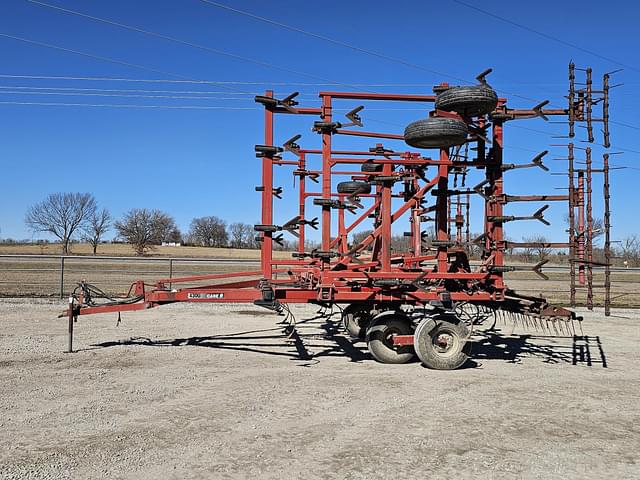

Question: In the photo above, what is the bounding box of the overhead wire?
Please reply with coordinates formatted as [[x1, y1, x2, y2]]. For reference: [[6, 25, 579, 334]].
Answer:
[[196, 0, 562, 106], [0, 89, 253, 100], [196, 0, 463, 83], [0, 84, 329, 99], [0, 85, 258, 95], [0, 100, 435, 112], [19, 0, 566, 108], [0, 32, 255, 92], [449, 0, 640, 134], [0, 74, 604, 88], [0, 100, 256, 109], [21, 0, 385, 92], [7, 1, 640, 153], [450, 0, 640, 73]]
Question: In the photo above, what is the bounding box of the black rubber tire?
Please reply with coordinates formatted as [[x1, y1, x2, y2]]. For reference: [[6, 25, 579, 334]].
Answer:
[[342, 304, 371, 339], [366, 313, 415, 364], [435, 85, 498, 117], [404, 117, 468, 149], [337, 181, 372, 195], [361, 162, 383, 173], [414, 314, 470, 370]]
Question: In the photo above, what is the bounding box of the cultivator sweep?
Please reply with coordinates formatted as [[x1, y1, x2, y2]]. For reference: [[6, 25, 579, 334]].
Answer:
[[63, 64, 614, 369]]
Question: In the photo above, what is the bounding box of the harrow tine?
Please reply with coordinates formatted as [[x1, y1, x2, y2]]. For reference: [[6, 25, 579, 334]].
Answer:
[[568, 318, 575, 337], [551, 318, 559, 336], [539, 316, 548, 335]]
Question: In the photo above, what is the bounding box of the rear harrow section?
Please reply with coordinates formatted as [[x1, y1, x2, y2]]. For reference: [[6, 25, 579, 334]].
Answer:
[[62, 64, 613, 370]]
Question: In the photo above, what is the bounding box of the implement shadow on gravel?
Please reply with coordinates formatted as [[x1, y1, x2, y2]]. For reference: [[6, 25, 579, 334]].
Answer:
[[88, 315, 371, 365], [471, 330, 608, 368]]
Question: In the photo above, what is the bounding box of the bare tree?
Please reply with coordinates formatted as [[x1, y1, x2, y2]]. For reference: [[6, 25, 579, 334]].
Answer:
[[25, 192, 97, 254], [522, 235, 552, 262], [618, 235, 640, 266], [83, 208, 111, 255], [564, 214, 605, 243], [189, 216, 228, 247], [229, 222, 255, 248], [115, 209, 177, 255]]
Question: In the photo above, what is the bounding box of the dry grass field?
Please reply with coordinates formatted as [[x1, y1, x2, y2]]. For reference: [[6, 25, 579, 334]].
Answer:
[[0, 300, 638, 479], [0, 242, 291, 259], [1, 244, 640, 307]]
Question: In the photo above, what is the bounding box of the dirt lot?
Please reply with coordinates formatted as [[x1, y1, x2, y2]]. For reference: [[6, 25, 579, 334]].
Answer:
[[1, 299, 639, 480]]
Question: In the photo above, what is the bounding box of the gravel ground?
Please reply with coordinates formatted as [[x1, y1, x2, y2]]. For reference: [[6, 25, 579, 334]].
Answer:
[[1, 299, 639, 479]]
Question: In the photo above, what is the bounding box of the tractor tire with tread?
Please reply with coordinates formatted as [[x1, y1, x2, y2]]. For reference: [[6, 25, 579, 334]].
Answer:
[[361, 163, 384, 173], [413, 314, 470, 370], [404, 117, 468, 149], [342, 304, 372, 339], [337, 181, 372, 195], [435, 85, 498, 117], [366, 313, 415, 364]]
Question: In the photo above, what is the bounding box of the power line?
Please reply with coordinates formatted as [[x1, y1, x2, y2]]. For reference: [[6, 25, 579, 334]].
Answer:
[[0, 74, 597, 88], [0, 85, 257, 95], [451, 0, 639, 73], [196, 0, 556, 106], [0, 85, 326, 99], [197, 0, 463, 83], [22, 0, 376, 92], [6, 5, 639, 154], [0, 89, 252, 100], [0, 100, 428, 112], [0, 32, 249, 95], [611, 120, 640, 131], [0, 33, 196, 82], [0, 100, 256, 109]]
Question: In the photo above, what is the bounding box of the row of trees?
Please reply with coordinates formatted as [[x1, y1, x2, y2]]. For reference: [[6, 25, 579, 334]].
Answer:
[[21, 192, 639, 264], [24, 192, 258, 255]]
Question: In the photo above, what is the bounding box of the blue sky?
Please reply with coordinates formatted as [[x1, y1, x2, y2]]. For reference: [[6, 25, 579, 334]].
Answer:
[[0, 0, 638, 244]]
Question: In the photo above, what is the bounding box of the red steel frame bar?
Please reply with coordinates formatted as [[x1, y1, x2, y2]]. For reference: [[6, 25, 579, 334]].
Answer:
[[568, 143, 577, 307], [261, 91, 275, 280], [603, 153, 611, 315], [586, 147, 594, 310], [577, 171, 586, 286]]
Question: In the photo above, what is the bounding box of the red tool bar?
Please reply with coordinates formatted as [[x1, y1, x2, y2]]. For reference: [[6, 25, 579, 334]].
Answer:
[[273, 107, 322, 115], [319, 92, 437, 102], [156, 270, 263, 285], [335, 129, 405, 140], [330, 158, 437, 166], [300, 149, 406, 156]]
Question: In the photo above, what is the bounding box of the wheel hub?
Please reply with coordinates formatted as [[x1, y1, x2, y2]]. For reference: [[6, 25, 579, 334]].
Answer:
[[434, 332, 454, 353]]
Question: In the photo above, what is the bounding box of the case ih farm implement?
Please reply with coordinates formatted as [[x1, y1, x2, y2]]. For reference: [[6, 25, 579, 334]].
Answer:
[[64, 64, 615, 370]]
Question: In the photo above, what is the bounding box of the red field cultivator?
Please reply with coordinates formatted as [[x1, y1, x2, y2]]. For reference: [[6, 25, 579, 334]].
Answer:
[[64, 64, 615, 369]]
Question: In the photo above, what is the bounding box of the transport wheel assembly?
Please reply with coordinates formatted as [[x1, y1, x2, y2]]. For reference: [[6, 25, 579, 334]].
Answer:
[[366, 312, 415, 364], [413, 314, 470, 370]]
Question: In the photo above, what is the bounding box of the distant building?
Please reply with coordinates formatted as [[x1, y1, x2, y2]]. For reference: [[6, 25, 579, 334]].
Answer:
[[161, 242, 181, 247]]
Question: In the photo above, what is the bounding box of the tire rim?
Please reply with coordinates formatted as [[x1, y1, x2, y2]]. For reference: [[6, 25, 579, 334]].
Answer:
[[431, 328, 460, 357]]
